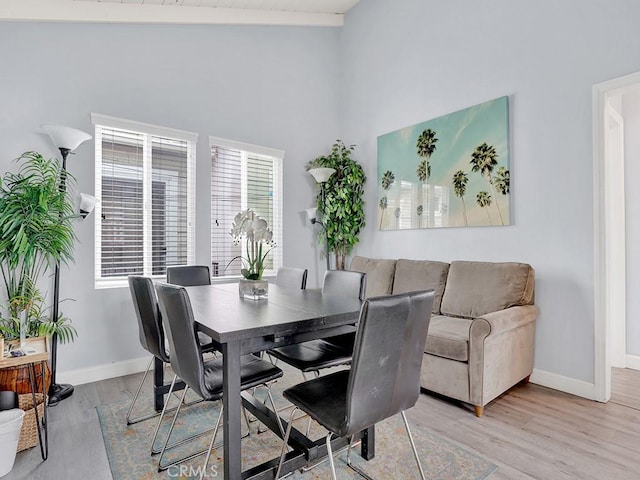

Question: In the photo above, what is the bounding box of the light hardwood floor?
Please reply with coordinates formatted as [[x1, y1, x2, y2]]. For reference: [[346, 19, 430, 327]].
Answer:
[[5, 368, 640, 479]]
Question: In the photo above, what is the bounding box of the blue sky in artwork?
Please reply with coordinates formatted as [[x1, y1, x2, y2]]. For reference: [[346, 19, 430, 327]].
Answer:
[[377, 96, 510, 229]]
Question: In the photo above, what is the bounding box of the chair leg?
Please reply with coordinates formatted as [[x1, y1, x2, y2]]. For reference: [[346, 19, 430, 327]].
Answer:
[[274, 407, 298, 479], [125, 356, 155, 425], [150, 374, 178, 454], [199, 405, 224, 480], [345, 434, 374, 480], [401, 411, 426, 480], [325, 432, 337, 480], [304, 371, 320, 437], [158, 386, 189, 471], [265, 387, 286, 438]]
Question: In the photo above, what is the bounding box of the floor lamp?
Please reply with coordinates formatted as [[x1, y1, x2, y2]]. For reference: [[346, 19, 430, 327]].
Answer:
[[43, 124, 92, 406], [306, 167, 336, 271]]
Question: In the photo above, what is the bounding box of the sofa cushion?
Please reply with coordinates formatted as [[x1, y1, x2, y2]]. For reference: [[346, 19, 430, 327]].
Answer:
[[425, 315, 472, 362], [349, 256, 396, 298], [392, 259, 449, 314], [441, 261, 535, 319]]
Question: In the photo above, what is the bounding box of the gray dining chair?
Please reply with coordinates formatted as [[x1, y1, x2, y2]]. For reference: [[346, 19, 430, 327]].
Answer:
[[127, 275, 186, 426], [268, 270, 366, 373], [166, 265, 212, 287], [166, 265, 215, 348], [155, 282, 285, 476], [127, 276, 218, 453], [275, 267, 308, 289], [275, 290, 435, 480]]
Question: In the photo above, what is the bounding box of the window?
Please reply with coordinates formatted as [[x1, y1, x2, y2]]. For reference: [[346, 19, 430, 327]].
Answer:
[[210, 137, 283, 279], [92, 114, 197, 288]]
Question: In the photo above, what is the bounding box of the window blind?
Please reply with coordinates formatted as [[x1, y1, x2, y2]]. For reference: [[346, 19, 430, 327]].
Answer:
[[93, 115, 196, 287], [210, 139, 283, 279]]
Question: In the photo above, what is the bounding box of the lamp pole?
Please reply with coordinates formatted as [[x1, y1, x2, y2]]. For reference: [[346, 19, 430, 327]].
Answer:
[[43, 124, 92, 406], [49, 147, 71, 405], [307, 167, 336, 271]]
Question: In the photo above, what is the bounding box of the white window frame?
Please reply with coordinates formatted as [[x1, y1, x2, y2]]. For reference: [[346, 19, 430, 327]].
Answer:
[[209, 136, 284, 281], [92, 113, 197, 289]]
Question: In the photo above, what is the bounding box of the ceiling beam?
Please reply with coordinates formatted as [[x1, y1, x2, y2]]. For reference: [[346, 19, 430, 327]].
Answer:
[[0, 0, 345, 27]]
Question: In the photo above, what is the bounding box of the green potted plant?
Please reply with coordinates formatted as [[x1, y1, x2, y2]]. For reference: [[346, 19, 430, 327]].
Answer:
[[0, 151, 78, 392], [307, 140, 366, 270]]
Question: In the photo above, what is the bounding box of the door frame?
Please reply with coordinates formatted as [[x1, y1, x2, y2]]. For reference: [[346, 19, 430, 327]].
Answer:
[[593, 71, 640, 402]]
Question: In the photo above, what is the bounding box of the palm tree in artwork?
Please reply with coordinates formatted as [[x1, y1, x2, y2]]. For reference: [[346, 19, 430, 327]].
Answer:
[[417, 205, 423, 228], [493, 166, 510, 195], [416, 128, 438, 165], [452, 170, 469, 226], [379, 171, 395, 230], [381, 170, 395, 190], [470, 143, 504, 225], [476, 191, 493, 225], [416, 128, 438, 228], [379, 196, 388, 229], [416, 160, 431, 183]]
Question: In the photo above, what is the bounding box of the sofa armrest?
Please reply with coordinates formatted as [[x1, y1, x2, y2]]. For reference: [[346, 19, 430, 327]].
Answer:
[[468, 305, 539, 407], [478, 305, 539, 336]]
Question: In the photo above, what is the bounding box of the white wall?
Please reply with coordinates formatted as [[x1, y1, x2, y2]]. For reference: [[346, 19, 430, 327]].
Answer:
[[340, 0, 640, 385], [623, 89, 640, 358], [0, 22, 341, 377]]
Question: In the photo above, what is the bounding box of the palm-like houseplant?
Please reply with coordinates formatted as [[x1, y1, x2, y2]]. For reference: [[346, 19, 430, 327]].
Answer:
[[0, 151, 78, 345]]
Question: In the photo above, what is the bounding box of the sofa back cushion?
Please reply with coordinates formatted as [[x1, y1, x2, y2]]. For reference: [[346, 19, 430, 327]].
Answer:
[[391, 259, 449, 314], [349, 256, 396, 298], [440, 261, 535, 318]]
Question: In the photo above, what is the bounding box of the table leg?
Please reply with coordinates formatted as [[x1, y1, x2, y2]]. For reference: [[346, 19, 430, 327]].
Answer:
[[360, 425, 375, 460], [153, 357, 164, 412], [222, 340, 242, 479]]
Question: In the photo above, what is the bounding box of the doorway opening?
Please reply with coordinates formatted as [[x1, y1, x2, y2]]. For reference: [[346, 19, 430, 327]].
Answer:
[[593, 71, 640, 402]]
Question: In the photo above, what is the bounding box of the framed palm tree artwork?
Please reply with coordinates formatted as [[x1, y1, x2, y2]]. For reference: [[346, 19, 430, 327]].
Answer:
[[377, 96, 510, 230]]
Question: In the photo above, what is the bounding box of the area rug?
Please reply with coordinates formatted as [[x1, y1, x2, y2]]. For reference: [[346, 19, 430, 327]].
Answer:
[[97, 377, 496, 480]]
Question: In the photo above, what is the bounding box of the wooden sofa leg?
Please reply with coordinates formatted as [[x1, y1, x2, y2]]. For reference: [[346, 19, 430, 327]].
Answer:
[[522, 375, 531, 384], [474, 405, 484, 417]]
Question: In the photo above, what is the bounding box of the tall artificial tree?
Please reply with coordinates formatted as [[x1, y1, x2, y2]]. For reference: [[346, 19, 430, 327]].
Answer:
[[308, 141, 366, 270]]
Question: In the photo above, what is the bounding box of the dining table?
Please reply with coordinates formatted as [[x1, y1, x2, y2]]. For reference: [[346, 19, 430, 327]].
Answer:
[[162, 281, 372, 480]]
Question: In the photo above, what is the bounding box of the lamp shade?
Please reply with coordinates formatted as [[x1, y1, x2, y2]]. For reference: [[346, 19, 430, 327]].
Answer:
[[78, 192, 98, 219], [308, 167, 336, 184], [305, 207, 318, 222], [42, 124, 92, 151]]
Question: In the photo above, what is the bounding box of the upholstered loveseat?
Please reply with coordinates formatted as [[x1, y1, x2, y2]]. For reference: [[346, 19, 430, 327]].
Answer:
[[349, 257, 538, 417]]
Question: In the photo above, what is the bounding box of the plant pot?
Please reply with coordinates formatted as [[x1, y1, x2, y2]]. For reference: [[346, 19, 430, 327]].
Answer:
[[238, 278, 268, 300]]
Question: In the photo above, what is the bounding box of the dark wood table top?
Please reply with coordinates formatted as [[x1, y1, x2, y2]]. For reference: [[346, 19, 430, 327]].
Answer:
[[184, 282, 363, 344]]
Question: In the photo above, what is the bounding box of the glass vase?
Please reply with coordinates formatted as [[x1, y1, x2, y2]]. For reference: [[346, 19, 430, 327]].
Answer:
[[238, 278, 269, 300], [19, 310, 28, 348]]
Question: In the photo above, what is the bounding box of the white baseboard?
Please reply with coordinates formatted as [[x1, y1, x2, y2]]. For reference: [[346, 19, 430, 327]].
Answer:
[[529, 368, 596, 400], [626, 354, 640, 371], [57, 356, 151, 386]]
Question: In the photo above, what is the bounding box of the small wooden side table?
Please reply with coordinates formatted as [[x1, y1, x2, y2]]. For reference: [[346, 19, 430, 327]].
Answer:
[[0, 337, 49, 461]]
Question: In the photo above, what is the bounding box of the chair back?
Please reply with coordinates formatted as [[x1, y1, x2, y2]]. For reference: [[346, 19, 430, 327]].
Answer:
[[276, 267, 308, 289], [322, 270, 367, 301], [344, 290, 434, 436], [155, 283, 209, 399], [128, 276, 169, 363], [167, 265, 211, 287]]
